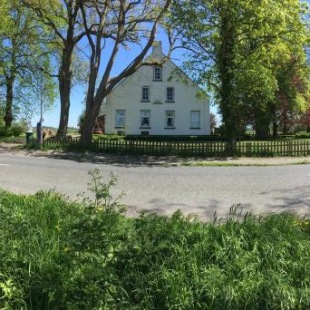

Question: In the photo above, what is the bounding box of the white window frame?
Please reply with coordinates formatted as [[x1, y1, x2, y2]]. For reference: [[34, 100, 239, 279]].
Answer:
[[153, 66, 162, 81], [115, 110, 126, 128], [141, 86, 150, 101], [140, 110, 151, 128], [166, 87, 175, 102], [165, 110, 175, 128], [190, 111, 201, 129]]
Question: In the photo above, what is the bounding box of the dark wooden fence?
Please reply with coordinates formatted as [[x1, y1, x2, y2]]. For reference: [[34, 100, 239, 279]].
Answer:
[[43, 137, 310, 157]]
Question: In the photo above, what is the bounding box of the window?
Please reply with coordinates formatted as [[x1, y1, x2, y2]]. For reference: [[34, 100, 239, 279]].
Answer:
[[141, 86, 150, 101], [140, 110, 151, 128], [166, 87, 174, 102], [115, 110, 126, 128], [165, 110, 175, 128], [153, 67, 162, 81], [190, 111, 201, 128]]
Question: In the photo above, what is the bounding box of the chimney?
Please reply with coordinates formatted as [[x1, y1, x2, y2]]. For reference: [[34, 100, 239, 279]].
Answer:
[[151, 41, 164, 58]]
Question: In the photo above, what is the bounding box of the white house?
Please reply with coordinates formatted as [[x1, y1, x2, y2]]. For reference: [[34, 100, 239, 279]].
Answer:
[[100, 42, 210, 136]]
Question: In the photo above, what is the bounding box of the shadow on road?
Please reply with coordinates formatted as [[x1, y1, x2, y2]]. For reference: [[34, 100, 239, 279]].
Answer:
[[29, 150, 234, 168]]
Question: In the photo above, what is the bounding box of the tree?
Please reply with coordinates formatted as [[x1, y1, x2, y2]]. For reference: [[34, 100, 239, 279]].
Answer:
[[170, 0, 309, 152], [78, 0, 172, 144], [274, 53, 310, 135], [0, 0, 56, 127], [22, 0, 86, 136], [300, 107, 310, 132]]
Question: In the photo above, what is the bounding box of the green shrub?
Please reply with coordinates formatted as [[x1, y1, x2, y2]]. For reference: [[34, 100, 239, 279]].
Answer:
[[0, 125, 25, 138], [295, 131, 310, 139], [10, 125, 24, 137], [0, 126, 11, 137]]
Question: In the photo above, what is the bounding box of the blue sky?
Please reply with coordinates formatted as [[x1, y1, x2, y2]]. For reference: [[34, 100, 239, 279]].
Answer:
[[31, 35, 219, 129]]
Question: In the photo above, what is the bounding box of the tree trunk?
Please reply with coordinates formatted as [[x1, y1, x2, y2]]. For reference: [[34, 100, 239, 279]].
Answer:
[[272, 122, 278, 138], [4, 76, 14, 128], [254, 109, 271, 139], [57, 48, 73, 136], [218, 14, 238, 155], [283, 122, 288, 135], [79, 97, 102, 145], [225, 123, 237, 155]]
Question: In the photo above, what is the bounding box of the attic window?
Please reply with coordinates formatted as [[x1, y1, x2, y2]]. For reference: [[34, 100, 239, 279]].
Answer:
[[153, 67, 162, 81]]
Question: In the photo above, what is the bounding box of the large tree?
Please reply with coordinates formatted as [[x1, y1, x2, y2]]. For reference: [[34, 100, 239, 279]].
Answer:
[[22, 0, 86, 136], [0, 0, 56, 127], [171, 0, 309, 152], [78, 0, 172, 144]]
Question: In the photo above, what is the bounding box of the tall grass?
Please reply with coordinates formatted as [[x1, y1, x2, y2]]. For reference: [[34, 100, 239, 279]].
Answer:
[[0, 176, 309, 308]]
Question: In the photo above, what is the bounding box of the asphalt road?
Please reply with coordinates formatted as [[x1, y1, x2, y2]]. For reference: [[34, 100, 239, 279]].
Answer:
[[0, 153, 310, 221]]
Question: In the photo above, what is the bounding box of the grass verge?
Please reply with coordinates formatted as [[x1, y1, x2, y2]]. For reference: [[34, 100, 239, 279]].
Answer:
[[180, 160, 310, 167], [0, 183, 310, 308]]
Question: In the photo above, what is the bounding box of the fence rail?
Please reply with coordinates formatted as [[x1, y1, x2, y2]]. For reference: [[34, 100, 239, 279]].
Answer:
[[43, 137, 310, 157]]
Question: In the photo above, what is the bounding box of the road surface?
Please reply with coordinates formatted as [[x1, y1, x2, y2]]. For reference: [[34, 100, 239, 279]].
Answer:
[[0, 152, 309, 221]]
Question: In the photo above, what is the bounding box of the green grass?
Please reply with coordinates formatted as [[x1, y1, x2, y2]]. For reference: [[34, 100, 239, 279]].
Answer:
[[180, 160, 310, 167], [0, 182, 310, 308], [0, 135, 26, 144]]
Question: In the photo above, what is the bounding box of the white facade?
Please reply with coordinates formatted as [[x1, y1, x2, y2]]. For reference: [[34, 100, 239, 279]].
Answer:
[[100, 42, 210, 136]]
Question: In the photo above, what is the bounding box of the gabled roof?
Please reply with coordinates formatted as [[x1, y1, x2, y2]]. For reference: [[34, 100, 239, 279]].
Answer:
[[107, 41, 207, 100]]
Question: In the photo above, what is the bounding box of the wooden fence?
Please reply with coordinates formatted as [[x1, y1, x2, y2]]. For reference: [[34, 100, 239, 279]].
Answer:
[[43, 137, 310, 157]]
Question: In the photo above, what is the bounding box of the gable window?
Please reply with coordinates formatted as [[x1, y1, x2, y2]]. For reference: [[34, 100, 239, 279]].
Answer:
[[190, 111, 201, 129], [153, 67, 162, 81], [141, 86, 150, 101], [140, 110, 151, 128], [165, 110, 175, 128], [166, 87, 175, 102], [115, 110, 126, 128]]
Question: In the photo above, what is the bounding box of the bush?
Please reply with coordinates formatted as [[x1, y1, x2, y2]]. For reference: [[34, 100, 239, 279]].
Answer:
[[125, 134, 225, 142], [10, 125, 24, 137], [295, 131, 310, 139], [0, 124, 25, 138], [0, 126, 10, 137]]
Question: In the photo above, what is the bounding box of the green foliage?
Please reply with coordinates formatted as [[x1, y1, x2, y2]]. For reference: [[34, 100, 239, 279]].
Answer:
[[170, 0, 310, 145], [77, 110, 85, 134], [0, 1, 57, 127], [0, 187, 310, 309], [295, 131, 310, 139], [0, 124, 25, 137], [93, 134, 126, 141], [10, 125, 24, 137]]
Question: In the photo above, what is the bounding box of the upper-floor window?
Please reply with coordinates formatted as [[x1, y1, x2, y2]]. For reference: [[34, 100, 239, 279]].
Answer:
[[166, 87, 175, 102], [141, 86, 150, 101], [153, 67, 162, 81], [115, 110, 126, 128]]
